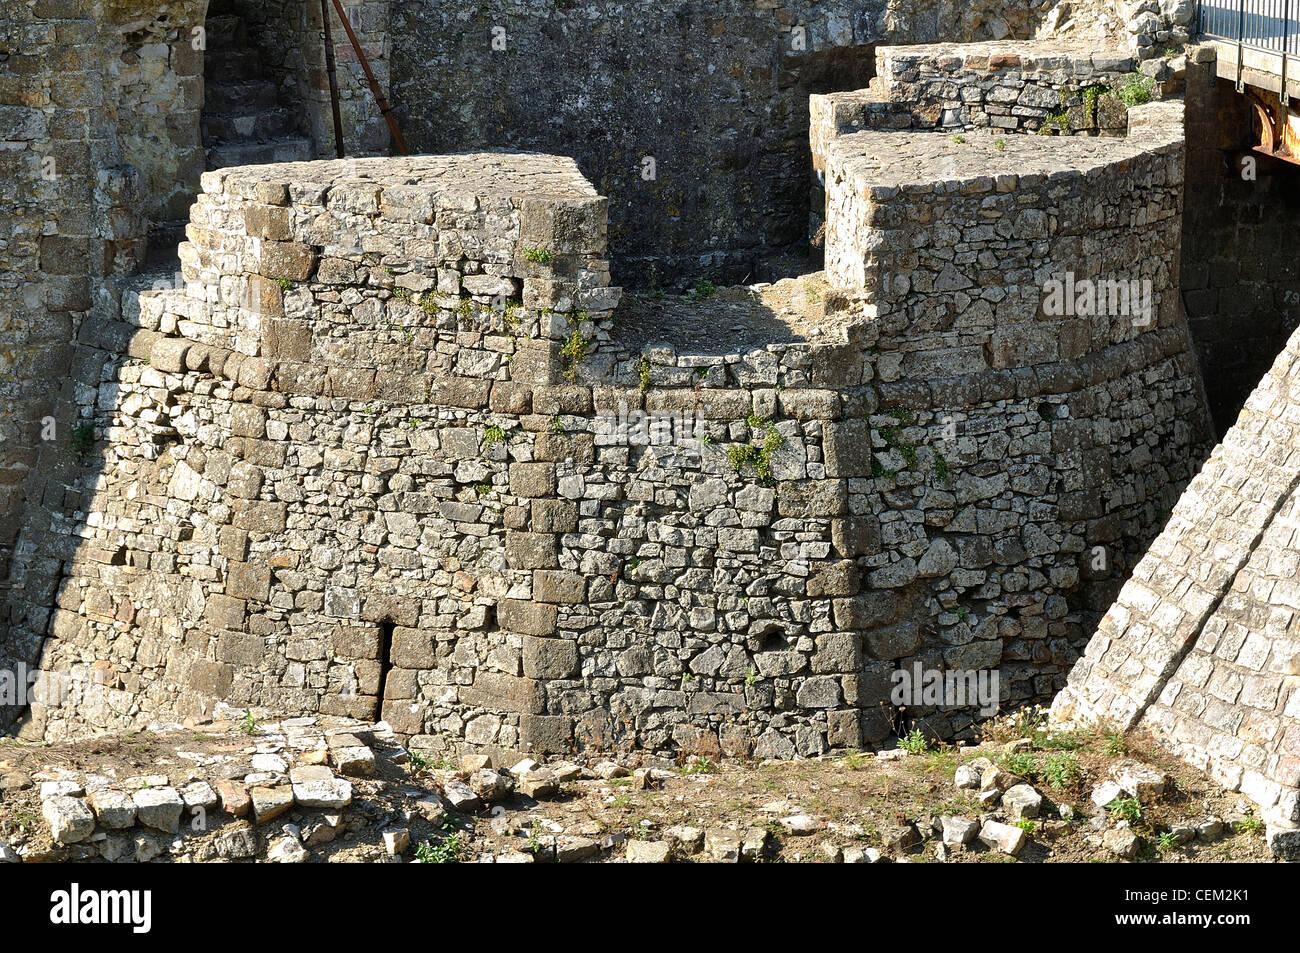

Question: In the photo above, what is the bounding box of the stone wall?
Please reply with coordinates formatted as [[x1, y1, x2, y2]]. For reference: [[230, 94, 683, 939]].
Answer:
[[0, 0, 206, 574], [4, 73, 1214, 762], [809, 41, 1149, 236], [1181, 52, 1300, 435], [218, 0, 392, 158], [386, 0, 1125, 288]]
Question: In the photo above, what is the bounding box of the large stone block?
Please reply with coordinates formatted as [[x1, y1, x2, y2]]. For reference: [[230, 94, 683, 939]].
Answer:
[[776, 480, 848, 518], [461, 672, 544, 714], [522, 636, 579, 679], [499, 599, 559, 636], [505, 531, 559, 569]]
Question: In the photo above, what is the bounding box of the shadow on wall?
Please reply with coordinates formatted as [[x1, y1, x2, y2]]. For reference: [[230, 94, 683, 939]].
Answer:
[[1182, 74, 1300, 435]]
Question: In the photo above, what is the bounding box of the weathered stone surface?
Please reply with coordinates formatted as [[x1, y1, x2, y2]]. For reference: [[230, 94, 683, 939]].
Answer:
[[626, 840, 671, 863], [1002, 784, 1043, 820], [89, 790, 137, 829], [250, 786, 294, 824], [289, 766, 354, 810], [42, 796, 95, 844], [978, 819, 1026, 855], [132, 787, 185, 833], [940, 815, 979, 846]]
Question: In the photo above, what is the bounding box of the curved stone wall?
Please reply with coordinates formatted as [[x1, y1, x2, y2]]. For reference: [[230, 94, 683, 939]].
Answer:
[[3, 74, 1213, 764]]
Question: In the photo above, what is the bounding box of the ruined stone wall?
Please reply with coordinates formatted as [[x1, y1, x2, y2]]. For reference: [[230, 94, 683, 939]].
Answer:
[[387, 0, 1124, 288], [809, 41, 1148, 236], [4, 82, 1213, 761], [220, 0, 392, 158], [1181, 53, 1300, 435], [0, 0, 205, 572]]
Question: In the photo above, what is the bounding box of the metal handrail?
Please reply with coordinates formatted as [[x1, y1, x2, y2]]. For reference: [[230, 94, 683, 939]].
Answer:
[[1198, 0, 1299, 55]]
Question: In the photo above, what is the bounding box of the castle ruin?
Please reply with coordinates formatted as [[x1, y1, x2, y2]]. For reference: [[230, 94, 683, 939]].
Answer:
[[4, 0, 1300, 851]]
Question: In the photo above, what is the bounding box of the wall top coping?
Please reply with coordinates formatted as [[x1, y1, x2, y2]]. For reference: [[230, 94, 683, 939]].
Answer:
[[826, 100, 1184, 191], [879, 40, 1136, 72], [198, 152, 601, 206]]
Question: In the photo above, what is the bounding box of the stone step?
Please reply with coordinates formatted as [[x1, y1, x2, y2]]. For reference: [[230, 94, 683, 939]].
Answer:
[[205, 136, 314, 170], [204, 78, 280, 115], [204, 14, 245, 49], [202, 106, 298, 145], [203, 47, 267, 79]]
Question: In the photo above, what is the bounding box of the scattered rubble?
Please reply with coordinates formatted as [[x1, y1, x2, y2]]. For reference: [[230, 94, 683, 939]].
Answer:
[[0, 708, 1288, 864]]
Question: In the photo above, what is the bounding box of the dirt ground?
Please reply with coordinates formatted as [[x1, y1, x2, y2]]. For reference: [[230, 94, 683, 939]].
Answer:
[[0, 707, 1279, 863]]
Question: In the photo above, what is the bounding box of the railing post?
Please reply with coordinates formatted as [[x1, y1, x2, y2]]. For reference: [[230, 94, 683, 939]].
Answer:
[[1283, 0, 1291, 104], [1237, 0, 1247, 90]]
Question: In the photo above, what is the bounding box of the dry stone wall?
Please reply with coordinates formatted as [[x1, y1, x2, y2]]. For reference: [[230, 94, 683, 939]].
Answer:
[[0, 0, 207, 572], [388, 0, 1125, 287], [809, 41, 1154, 238], [4, 73, 1214, 763]]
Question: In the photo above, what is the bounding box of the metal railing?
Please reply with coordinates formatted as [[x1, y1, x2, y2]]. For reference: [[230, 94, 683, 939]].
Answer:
[[1199, 0, 1299, 55]]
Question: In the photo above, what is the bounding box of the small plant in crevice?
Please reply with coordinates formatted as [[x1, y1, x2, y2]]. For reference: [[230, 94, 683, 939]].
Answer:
[[454, 295, 474, 327], [898, 728, 929, 754], [498, 297, 522, 330], [994, 137, 1008, 151], [727, 417, 785, 487], [1041, 752, 1082, 789], [951, 134, 967, 144], [560, 326, 591, 383], [483, 424, 508, 448], [1039, 108, 1070, 135], [933, 449, 952, 484], [1080, 82, 1110, 116], [636, 356, 652, 391], [240, 708, 258, 735], [68, 423, 96, 455], [1107, 797, 1143, 825], [415, 833, 462, 863], [872, 406, 924, 481], [1116, 72, 1155, 108], [1236, 813, 1265, 836], [523, 247, 554, 264], [407, 749, 435, 773]]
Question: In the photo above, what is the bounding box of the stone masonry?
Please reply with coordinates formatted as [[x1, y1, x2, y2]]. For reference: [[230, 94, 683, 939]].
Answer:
[[2, 46, 1215, 767]]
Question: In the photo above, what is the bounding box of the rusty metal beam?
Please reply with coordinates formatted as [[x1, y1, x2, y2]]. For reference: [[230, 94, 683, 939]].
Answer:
[[1244, 85, 1300, 162], [320, 0, 345, 158], [327, 0, 410, 156]]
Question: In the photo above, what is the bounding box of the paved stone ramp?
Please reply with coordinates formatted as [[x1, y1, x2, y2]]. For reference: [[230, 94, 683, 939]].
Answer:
[[1055, 325, 1300, 831]]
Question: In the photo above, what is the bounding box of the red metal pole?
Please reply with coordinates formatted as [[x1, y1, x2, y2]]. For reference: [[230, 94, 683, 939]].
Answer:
[[320, 0, 345, 158], [328, 0, 410, 155]]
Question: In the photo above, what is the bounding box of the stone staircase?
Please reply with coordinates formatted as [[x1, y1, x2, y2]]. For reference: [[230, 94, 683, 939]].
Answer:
[[202, 2, 312, 170]]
